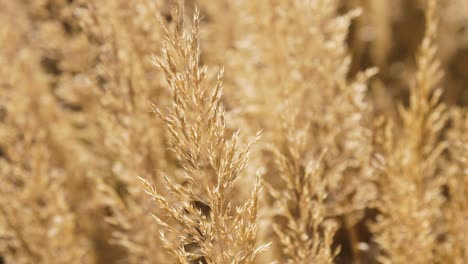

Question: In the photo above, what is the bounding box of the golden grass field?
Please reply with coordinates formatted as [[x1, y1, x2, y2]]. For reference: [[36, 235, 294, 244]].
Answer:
[[0, 0, 467, 263]]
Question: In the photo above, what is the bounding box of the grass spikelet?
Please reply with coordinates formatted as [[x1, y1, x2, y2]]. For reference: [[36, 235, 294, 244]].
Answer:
[[140, 3, 268, 263]]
